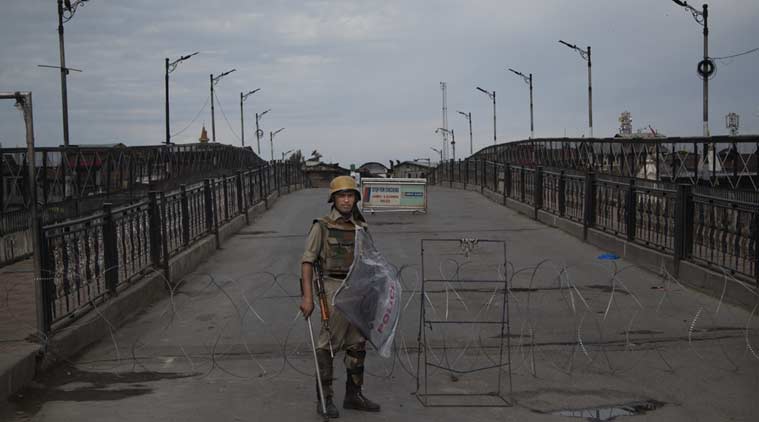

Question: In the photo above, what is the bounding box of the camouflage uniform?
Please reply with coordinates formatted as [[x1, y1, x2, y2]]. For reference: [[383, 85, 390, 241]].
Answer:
[[302, 206, 379, 414]]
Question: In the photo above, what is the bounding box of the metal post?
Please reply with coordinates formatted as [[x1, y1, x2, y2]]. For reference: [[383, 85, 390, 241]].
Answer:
[[451, 129, 456, 161], [492, 91, 497, 145], [529, 74, 534, 139], [505, 163, 512, 198], [674, 184, 693, 276], [210, 74, 216, 142], [625, 178, 637, 242], [520, 166, 526, 203], [148, 191, 161, 267], [558, 170, 566, 217], [702, 4, 709, 137], [587, 46, 593, 138], [535, 166, 544, 219], [583, 171, 596, 241], [255, 113, 261, 154], [203, 179, 213, 236], [165, 58, 171, 145], [468, 112, 473, 155], [236, 171, 247, 224], [180, 185, 190, 246], [240, 92, 245, 147], [102, 203, 118, 295], [159, 192, 171, 281], [57, 0, 70, 147]]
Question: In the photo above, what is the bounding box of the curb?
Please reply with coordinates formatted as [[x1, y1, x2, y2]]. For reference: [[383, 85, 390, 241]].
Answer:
[[1, 185, 302, 402]]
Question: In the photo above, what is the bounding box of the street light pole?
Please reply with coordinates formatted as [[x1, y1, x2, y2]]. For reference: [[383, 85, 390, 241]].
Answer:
[[270, 128, 285, 162], [210, 68, 236, 143], [240, 89, 260, 147], [476, 87, 496, 145], [559, 40, 593, 137], [56, 0, 90, 146], [431, 147, 443, 163], [435, 128, 455, 160], [457, 111, 473, 155], [165, 52, 198, 145], [672, 1, 711, 137], [282, 149, 294, 162], [507, 68, 534, 139], [255, 108, 270, 155]]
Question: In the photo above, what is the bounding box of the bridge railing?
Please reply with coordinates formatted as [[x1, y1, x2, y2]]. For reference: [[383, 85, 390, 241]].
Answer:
[[434, 159, 758, 287], [470, 136, 759, 191], [37, 161, 304, 333]]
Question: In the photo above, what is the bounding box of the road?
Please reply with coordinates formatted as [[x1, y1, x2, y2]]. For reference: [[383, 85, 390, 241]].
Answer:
[[3, 186, 757, 421]]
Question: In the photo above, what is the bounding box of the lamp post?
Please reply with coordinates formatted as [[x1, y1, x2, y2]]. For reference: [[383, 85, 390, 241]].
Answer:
[[507, 68, 534, 139], [476, 87, 496, 145], [672, 1, 711, 137], [431, 147, 443, 163], [457, 111, 473, 155], [165, 51, 198, 145], [255, 108, 270, 155], [559, 40, 592, 138], [270, 128, 285, 162], [56, 0, 91, 147], [436, 128, 455, 161], [210, 68, 236, 143], [282, 149, 294, 162], [240, 89, 260, 147]]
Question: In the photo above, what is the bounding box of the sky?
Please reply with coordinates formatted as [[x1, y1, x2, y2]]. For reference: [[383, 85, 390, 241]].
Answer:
[[1, 0, 758, 167]]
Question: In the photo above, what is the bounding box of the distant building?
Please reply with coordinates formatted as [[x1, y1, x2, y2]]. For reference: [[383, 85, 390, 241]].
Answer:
[[357, 162, 389, 178], [391, 160, 432, 179], [304, 162, 350, 187]]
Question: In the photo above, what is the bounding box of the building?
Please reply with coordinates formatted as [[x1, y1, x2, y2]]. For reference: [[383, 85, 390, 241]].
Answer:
[[304, 162, 350, 187], [391, 160, 432, 179], [357, 162, 389, 178]]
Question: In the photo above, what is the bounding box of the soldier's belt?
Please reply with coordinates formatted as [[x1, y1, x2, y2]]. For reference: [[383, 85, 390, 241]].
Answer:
[[326, 272, 348, 279]]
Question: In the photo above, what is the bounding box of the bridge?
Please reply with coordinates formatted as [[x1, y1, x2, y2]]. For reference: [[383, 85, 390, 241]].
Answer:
[[1, 138, 758, 421]]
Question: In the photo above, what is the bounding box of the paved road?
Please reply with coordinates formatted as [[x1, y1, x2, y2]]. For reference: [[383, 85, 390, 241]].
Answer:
[[3, 187, 757, 421]]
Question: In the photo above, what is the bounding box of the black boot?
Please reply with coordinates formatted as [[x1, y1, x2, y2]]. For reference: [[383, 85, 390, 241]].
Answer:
[[343, 375, 380, 412], [316, 397, 340, 419], [316, 349, 339, 418], [343, 352, 381, 413]]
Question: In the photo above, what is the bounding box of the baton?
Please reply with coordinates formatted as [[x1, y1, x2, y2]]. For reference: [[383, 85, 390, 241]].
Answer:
[[306, 316, 329, 421]]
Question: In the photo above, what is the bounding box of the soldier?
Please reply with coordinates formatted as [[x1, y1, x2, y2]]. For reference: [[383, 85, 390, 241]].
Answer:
[[300, 175, 381, 418]]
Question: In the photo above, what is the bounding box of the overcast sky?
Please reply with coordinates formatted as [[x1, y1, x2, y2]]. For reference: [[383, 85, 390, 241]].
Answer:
[[1, 0, 758, 166]]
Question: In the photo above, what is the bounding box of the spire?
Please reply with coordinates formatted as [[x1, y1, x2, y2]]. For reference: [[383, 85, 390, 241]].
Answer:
[[199, 125, 209, 143]]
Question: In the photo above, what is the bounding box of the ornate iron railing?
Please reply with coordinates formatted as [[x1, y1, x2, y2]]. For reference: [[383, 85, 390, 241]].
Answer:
[[434, 158, 758, 286], [472, 136, 759, 191], [37, 161, 303, 332]]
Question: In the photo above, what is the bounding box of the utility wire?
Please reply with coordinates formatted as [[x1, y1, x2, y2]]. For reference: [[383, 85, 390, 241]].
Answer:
[[171, 95, 210, 138], [712, 47, 759, 61], [214, 91, 242, 142]]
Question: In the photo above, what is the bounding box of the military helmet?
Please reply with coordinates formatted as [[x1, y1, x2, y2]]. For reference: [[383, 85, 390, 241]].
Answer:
[[328, 175, 361, 203]]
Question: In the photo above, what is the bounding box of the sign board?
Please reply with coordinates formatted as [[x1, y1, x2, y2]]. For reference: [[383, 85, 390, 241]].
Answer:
[[361, 178, 427, 213]]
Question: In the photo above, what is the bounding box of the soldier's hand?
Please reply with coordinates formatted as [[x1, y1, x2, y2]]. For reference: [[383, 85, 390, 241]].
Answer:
[[300, 297, 314, 318]]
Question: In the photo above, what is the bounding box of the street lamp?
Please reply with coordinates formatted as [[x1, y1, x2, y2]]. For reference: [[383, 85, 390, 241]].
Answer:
[[457, 111, 473, 155], [56, 0, 91, 147], [255, 108, 271, 155], [431, 147, 443, 163], [672, 1, 711, 137], [240, 88, 260, 147], [435, 128, 455, 161], [210, 68, 236, 143], [270, 128, 285, 162], [165, 51, 198, 145], [282, 149, 294, 162], [558, 40, 592, 138], [507, 68, 534, 139], [476, 87, 496, 145]]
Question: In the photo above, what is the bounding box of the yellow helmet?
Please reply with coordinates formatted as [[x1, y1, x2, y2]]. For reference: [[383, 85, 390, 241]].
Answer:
[[328, 175, 361, 203]]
